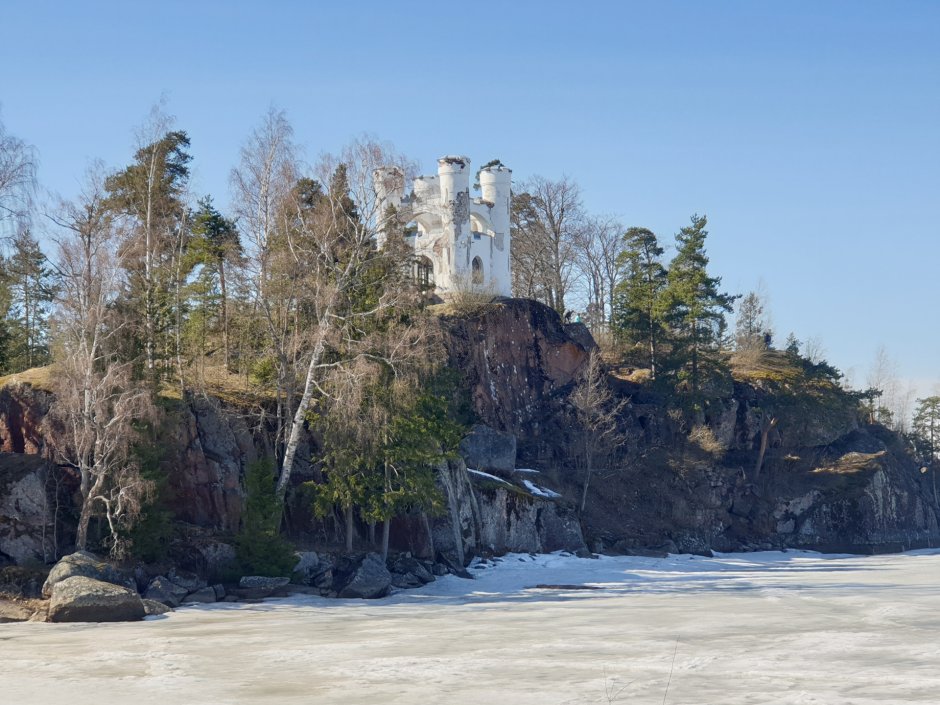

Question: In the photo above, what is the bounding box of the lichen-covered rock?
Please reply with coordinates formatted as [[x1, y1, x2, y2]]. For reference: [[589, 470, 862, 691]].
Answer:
[[142, 598, 172, 617], [181, 586, 217, 604], [42, 551, 135, 598], [292, 551, 321, 585], [48, 576, 145, 623], [144, 576, 189, 608], [337, 553, 391, 599]]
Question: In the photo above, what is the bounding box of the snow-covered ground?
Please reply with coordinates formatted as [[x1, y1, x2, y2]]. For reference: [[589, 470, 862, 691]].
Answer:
[[4, 550, 940, 704]]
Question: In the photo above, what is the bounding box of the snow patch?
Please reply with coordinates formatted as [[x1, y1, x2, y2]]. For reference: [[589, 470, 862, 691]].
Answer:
[[522, 479, 561, 498], [466, 469, 511, 485]]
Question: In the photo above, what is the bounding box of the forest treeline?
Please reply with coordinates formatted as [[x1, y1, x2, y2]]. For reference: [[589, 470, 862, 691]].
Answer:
[[0, 107, 937, 564]]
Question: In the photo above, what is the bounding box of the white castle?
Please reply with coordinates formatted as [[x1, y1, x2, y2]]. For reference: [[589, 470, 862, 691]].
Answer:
[[374, 155, 512, 298]]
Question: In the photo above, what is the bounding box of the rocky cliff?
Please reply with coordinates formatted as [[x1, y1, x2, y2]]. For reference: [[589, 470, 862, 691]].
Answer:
[[0, 297, 937, 572]]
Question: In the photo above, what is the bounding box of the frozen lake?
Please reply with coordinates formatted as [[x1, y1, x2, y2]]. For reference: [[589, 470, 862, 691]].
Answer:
[[3, 550, 940, 704]]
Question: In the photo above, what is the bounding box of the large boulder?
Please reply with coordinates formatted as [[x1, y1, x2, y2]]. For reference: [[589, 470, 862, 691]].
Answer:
[[337, 553, 391, 599], [144, 576, 189, 608], [48, 576, 145, 622], [42, 551, 135, 598], [459, 425, 517, 473], [232, 575, 291, 600], [292, 551, 321, 585]]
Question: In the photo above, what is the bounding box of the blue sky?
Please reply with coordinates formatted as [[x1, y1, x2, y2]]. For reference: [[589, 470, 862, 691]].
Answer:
[[1, 1, 938, 393]]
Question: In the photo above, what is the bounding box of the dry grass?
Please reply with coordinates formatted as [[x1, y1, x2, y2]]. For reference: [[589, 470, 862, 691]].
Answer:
[[813, 450, 886, 475], [730, 348, 801, 384], [184, 363, 277, 407], [688, 424, 724, 456], [0, 365, 55, 392]]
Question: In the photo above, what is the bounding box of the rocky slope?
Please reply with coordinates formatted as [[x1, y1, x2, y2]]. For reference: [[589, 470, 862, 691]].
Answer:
[[0, 297, 937, 580]]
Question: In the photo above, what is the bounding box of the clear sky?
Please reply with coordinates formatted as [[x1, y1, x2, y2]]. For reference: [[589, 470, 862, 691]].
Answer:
[[2, 0, 938, 394]]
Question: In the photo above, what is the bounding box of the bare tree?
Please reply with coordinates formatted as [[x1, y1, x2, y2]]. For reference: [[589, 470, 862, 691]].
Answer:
[[511, 175, 584, 315], [230, 107, 299, 303], [569, 349, 627, 514], [573, 215, 625, 327], [0, 113, 37, 236], [46, 165, 155, 555], [867, 345, 902, 429]]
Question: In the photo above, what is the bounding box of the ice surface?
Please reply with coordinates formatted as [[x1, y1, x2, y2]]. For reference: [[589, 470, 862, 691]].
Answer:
[[4, 550, 940, 704]]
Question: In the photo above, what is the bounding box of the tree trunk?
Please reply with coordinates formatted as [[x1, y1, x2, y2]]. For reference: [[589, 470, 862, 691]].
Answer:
[[345, 505, 354, 552], [579, 448, 593, 515], [421, 511, 435, 559], [753, 416, 778, 480], [276, 315, 332, 505], [381, 517, 391, 561], [219, 259, 229, 369], [75, 502, 93, 551]]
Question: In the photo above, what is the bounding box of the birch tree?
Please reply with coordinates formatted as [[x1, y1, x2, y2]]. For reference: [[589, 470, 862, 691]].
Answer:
[[0, 114, 37, 236], [273, 138, 417, 505], [47, 166, 155, 554]]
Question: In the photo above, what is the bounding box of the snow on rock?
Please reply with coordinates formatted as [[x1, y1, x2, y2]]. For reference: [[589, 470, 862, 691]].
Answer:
[[466, 468, 511, 485], [521, 479, 561, 498]]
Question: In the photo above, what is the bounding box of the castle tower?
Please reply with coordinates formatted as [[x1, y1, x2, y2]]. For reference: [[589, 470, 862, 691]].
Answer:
[[372, 154, 512, 299], [372, 165, 405, 249], [479, 163, 512, 296], [437, 155, 471, 291]]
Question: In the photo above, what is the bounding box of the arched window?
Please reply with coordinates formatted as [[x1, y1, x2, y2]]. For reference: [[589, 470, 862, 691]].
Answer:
[[415, 256, 434, 289], [471, 256, 484, 285]]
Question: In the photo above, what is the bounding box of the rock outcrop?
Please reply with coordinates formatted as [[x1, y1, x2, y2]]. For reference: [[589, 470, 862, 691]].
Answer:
[[0, 453, 74, 565], [336, 553, 392, 599], [48, 576, 146, 622], [42, 551, 135, 597], [440, 299, 589, 450]]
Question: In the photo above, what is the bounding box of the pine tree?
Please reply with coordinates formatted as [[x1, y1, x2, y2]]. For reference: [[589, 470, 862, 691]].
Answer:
[[662, 214, 737, 399], [735, 291, 768, 352], [612, 227, 668, 378], [187, 197, 240, 368], [3, 228, 56, 372], [106, 128, 192, 380]]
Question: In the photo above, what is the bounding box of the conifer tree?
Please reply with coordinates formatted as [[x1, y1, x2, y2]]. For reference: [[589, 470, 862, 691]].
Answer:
[[612, 227, 668, 378], [662, 214, 737, 399], [4, 228, 56, 371], [106, 123, 192, 380]]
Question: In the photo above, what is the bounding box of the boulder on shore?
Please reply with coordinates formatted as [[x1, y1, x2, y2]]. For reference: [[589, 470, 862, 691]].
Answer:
[[48, 576, 145, 623], [337, 553, 391, 599], [42, 551, 135, 598]]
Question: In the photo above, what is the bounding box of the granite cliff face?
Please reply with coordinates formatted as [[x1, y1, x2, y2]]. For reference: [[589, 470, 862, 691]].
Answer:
[[0, 297, 937, 569]]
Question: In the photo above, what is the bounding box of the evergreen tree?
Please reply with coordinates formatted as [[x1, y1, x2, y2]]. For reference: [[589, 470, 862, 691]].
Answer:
[[612, 227, 668, 378], [662, 214, 737, 399], [735, 291, 769, 352], [106, 128, 192, 380], [912, 397, 940, 460], [187, 196, 240, 368], [4, 228, 56, 371]]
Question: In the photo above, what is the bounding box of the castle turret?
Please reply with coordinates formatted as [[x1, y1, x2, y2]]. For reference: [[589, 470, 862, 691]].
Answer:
[[373, 166, 405, 248], [479, 164, 512, 296], [437, 156, 471, 290]]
